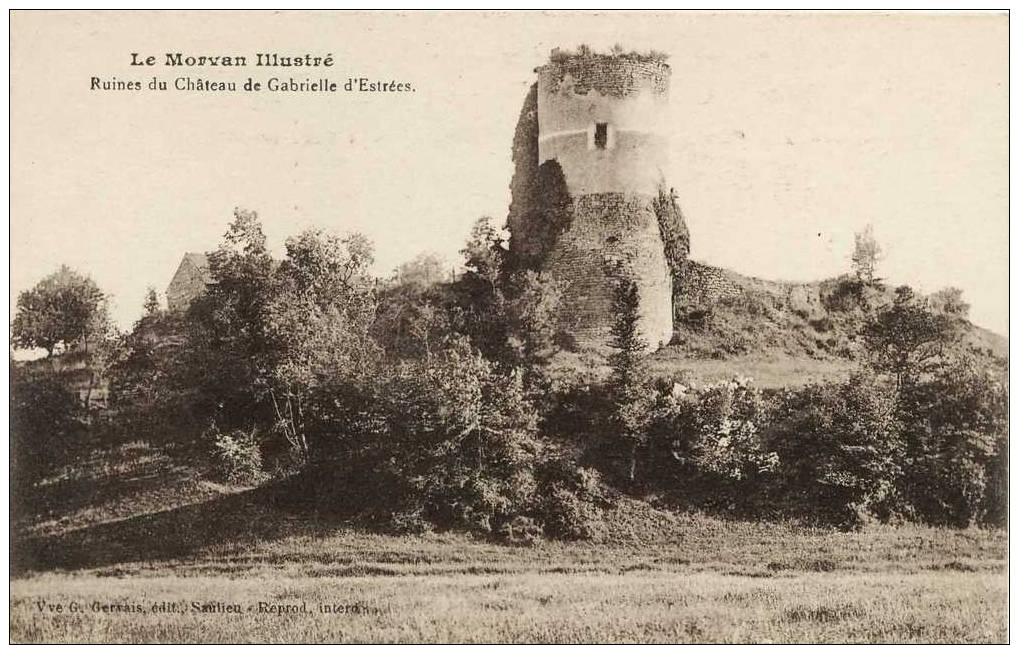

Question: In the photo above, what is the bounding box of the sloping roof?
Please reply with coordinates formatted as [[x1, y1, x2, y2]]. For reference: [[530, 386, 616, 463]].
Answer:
[[184, 252, 210, 272]]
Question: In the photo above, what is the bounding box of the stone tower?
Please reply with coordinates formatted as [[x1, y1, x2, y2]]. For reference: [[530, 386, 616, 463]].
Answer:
[[507, 49, 688, 352]]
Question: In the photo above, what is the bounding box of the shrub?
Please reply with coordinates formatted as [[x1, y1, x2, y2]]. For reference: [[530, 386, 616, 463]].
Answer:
[[535, 455, 606, 539], [767, 372, 904, 526], [379, 339, 543, 535], [498, 515, 544, 545], [538, 485, 605, 540], [681, 377, 778, 482], [212, 427, 265, 485], [10, 366, 85, 488], [652, 377, 777, 511], [822, 274, 884, 313], [387, 508, 435, 536], [897, 358, 1007, 526]]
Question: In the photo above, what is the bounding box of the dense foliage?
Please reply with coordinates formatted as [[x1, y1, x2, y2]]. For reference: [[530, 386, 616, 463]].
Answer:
[[11, 212, 1006, 539]]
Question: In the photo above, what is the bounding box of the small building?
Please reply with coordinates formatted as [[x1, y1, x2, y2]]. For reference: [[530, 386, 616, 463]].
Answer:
[[167, 252, 213, 312]]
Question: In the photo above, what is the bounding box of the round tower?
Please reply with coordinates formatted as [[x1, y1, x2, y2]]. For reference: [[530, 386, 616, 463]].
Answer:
[[530, 51, 676, 351]]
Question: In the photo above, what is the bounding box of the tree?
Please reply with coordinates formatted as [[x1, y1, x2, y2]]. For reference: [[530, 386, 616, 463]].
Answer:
[[607, 278, 656, 484], [864, 286, 957, 387], [379, 338, 543, 534], [265, 228, 381, 459], [11, 265, 110, 357], [185, 208, 276, 427], [929, 286, 970, 320], [143, 287, 161, 316], [851, 224, 882, 283], [454, 217, 511, 362], [664, 377, 778, 500], [504, 270, 564, 378], [394, 252, 447, 289], [10, 363, 85, 490]]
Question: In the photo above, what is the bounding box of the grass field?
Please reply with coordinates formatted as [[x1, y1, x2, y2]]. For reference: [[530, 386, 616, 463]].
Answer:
[[10, 440, 1008, 643], [11, 492, 1008, 642]]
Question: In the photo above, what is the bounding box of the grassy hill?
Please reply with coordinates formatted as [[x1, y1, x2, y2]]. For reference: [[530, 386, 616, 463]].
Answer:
[[651, 266, 1007, 388], [549, 267, 1006, 389]]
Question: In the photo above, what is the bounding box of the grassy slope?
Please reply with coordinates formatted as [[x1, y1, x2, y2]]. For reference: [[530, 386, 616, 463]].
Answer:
[[10, 439, 1008, 643], [652, 269, 1007, 388]]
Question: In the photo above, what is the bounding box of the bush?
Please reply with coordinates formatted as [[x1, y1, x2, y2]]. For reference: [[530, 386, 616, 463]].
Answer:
[[387, 508, 435, 536], [650, 377, 777, 512], [10, 366, 85, 488], [539, 485, 605, 540], [212, 427, 265, 485], [898, 358, 1007, 526], [767, 372, 903, 526], [377, 339, 544, 535], [498, 515, 544, 545], [535, 455, 606, 539]]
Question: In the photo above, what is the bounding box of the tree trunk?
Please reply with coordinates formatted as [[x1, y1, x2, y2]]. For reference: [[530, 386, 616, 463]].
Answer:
[[628, 442, 637, 483]]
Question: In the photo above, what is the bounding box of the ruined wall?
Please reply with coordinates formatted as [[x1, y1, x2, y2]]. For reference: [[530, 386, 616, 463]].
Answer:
[[536, 56, 671, 197], [676, 260, 828, 320], [167, 255, 211, 312], [676, 261, 744, 307], [546, 194, 674, 349]]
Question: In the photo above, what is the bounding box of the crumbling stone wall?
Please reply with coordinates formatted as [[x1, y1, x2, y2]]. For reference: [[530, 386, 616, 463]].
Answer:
[[675, 261, 744, 307], [540, 54, 670, 98], [675, 261, 828, 320], [545, 193, 674, 349]]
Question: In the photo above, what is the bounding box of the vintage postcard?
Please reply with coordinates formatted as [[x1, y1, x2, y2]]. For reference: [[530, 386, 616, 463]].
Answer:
[[8, 9, 1008, 643]]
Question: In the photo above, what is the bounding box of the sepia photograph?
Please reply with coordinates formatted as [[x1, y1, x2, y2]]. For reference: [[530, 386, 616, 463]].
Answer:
[[7, 9, 1009, 643]]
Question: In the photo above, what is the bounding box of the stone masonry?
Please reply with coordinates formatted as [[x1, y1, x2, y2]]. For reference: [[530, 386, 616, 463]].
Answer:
[[507, 50, 687, 352]]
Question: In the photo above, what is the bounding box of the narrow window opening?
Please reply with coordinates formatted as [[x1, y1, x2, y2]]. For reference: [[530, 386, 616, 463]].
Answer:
[[594, 123, 608, 149]]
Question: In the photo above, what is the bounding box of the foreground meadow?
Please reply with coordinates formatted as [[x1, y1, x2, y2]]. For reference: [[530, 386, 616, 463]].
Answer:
[[8, 441, 1007, 643], [10, 499, 1007, 643]]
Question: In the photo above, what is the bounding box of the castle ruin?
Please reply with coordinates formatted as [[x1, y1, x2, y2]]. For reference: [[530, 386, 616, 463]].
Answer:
[[507, 48, 690, 352]]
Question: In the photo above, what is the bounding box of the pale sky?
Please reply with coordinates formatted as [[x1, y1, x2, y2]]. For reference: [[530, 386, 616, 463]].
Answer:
[[10, 11, 1008, 335]]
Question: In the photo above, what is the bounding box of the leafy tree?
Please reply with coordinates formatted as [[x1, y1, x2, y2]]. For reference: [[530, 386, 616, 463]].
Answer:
[[851, 224, 882, 283], [454, 217, 510, 362], [929, 286, 970, 320], [372, 254, 456, 360], [378, 338, 543, 533], [265, 228, 381, 459], [10, 363, 85, 489], [11, 265, 110, 357], [504, 269, 564, 380], [185, 208, 277, 427], [108, 312, 187, 414], [864, 286, 957, 386], [373, 285, 451, 360], [663, 377, 778, 500], [453, 217, 565, 374], [394, 252, 447, 289]]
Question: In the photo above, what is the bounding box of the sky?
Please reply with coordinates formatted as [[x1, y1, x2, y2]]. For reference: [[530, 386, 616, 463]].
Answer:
[[10, 11, 1009, 335]]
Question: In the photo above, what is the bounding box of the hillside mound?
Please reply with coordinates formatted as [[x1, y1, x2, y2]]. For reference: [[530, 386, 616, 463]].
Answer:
[[589, 263, 1005, 388]]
